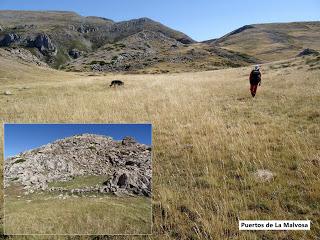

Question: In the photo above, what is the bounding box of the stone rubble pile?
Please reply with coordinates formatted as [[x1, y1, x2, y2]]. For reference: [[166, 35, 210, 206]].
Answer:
[[5, 134, 151, 197]]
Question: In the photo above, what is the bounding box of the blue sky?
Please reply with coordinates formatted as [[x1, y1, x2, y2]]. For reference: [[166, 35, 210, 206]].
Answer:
[[4, 124, 152, 158], [0, 0, 319, 41]]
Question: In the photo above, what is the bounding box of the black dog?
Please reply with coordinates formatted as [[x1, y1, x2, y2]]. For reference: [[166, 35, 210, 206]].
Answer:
[[110, 80, 124, 87]]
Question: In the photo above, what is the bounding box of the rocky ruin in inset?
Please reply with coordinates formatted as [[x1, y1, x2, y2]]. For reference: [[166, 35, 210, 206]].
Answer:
[[4, 134, 151, 197]]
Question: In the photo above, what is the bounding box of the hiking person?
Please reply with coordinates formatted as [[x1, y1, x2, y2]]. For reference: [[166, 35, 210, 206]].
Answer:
[[249, 65, 261, 97]]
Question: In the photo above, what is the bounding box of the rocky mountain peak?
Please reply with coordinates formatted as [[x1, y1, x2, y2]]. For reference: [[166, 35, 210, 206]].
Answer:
[[5, 134, 151, 197], [122, 136, 138, 145], [0, 10, 195, 69]]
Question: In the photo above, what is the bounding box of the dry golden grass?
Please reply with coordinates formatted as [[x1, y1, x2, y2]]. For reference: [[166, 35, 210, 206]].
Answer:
[[218, 22, 320, 62], [0, 55, 319, 239]]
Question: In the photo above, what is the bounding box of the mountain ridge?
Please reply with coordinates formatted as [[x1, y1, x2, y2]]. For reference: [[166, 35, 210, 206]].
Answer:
[[0, 10, 319, 72], [209, 21, 320, 62]]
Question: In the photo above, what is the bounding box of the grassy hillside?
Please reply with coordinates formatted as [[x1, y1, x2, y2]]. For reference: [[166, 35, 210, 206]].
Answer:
[[64, 41, 260, 73], [0, 54, 320, 238], [0, 10, 112, 26], [5, 187, 151, 235], [212, 21, 320, 62], [47, 175, 110, 189]]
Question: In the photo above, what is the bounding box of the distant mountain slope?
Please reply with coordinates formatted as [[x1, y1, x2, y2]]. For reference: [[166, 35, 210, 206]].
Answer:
[[1, 11, 319, 72], [210, 21, 320, 62], [0, 10, 114, 26], [64, 31, 260, 73], [0, 10, 260, 73], [0, 10, 192, 43], [0, 10, 194, 68]]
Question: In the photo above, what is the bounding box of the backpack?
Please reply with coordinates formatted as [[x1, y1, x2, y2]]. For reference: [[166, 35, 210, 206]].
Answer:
[[251, 70, 261, 83]]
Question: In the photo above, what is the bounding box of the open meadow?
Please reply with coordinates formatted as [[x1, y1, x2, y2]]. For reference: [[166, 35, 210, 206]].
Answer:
[[5, 189, 151, 235], [0, 54, 320, 239], [4, 176, 152, 235]]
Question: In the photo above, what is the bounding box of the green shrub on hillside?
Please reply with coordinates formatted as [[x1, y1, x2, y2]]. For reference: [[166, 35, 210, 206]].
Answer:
[[90, 60, 107, 66], [13, 158, 26, 164]]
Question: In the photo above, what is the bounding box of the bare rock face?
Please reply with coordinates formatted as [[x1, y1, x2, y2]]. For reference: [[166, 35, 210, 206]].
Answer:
[[32, 33, 57, 56], [0, 33, 21, 46], [101, 168, 151, 197], [68, 48, 82, 59], [0, 48, 48, 67], [122, 136, 137, 145], [5, 134, 151, 197]]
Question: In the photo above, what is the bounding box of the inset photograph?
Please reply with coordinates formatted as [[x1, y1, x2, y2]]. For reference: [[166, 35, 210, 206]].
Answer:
[[4, 123, 152, 235]]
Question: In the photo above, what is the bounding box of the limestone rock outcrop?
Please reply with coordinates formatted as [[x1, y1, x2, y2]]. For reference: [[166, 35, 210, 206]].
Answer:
[[5, 134, 151, 197]]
